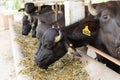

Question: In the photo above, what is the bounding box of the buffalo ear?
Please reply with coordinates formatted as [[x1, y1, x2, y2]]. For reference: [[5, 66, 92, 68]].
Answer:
[[18, 8, 25, 12]]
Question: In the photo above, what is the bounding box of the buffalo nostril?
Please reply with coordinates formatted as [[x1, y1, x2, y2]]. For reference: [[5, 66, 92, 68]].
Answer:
[[38, 65, 48, 69], [32, 31, 36, 38], [35, 56, 48, 69], [22, 32, 29, 35], [35, 60, 48, 69], [32, 34, 36, 38]]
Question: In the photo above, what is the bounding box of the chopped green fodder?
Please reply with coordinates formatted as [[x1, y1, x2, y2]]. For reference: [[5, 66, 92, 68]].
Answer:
[[13, 22, 89, 80]]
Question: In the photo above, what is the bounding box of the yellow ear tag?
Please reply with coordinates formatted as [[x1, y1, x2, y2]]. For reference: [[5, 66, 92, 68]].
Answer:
[[68, 47, 74, 53], [35, 10, 38, 13], [82, 25, 91, 36], [69, 43, 73, 47]]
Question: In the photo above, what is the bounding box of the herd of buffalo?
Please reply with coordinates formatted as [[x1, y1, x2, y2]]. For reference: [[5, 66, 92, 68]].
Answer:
[[18, 0, 120, 74]]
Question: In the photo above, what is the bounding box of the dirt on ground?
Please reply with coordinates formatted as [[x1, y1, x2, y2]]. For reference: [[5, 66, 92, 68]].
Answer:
[[0, 30, 16, 80]]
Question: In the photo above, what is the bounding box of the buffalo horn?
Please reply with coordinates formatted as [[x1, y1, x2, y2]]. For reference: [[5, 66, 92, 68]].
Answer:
[[23, 12, 29, 16], [54, 30, 62, 43], [23, 12, 31, 23], [88, 0, 97, 16]]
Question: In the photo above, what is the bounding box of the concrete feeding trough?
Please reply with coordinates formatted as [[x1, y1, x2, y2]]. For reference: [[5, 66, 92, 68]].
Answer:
[[10, 19, 32, 80]]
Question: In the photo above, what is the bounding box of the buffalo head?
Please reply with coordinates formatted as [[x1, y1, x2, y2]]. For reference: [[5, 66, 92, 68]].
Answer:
[[88, 0, 120, 59], [88, 0, 120, 73], [22, 15, 32, 35], [18, 2, 38, 14], [24, 2, 36, 13], [35, 28, 66, 69]]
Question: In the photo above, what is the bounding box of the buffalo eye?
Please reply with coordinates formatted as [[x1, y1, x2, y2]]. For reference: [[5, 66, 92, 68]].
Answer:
[[44, 42, 56, 49], [101, 15, 110, 22], [103, 15, 108, 19]]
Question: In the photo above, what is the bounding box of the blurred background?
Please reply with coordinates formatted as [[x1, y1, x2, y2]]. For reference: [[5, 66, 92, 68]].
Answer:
[[0, 0, 110, 10], [0, 0, 110, 30]]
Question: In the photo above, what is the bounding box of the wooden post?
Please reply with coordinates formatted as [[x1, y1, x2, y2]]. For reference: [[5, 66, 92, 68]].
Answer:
[[55, 0, 58, 21], [64, 0, 85, 26], [0, 13, 14, 30]]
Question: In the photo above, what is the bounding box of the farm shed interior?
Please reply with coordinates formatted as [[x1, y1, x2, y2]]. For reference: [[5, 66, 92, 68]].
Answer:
[[0, 0, 119, 80]]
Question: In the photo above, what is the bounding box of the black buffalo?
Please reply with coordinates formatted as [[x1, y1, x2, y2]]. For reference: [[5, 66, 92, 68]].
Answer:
[[18, 2, 64, 38], [18, 2, 53, 37], [19, 2, 39, 37], [35, 17, 100, 69], [88, 0, 120, 73]]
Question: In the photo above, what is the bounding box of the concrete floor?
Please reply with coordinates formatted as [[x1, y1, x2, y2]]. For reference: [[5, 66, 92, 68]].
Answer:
[[0, 30, 16, 80]]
